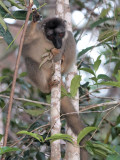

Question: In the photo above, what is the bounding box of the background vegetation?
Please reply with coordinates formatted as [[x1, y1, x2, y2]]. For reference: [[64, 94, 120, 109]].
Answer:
[[0, 0, 120, 159]]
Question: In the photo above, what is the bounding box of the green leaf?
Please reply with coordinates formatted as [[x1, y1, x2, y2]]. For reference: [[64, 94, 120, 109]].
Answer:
[[86, 142, 106, 158], [23, 101, 43, 108], [0, 76, 8, 82], [114, 61, 120, 75], [79, 68, 95, 76], [99, 81, 120, 87], [90, 77, 97, 83], [116, 31, 120, 46], [8, 0, 25, 9], [70, 75, 81, 97], [0, 146, 20, 155], [17, 130, 44, 142], [97, 74, 111, 81], [86, 141, 117, 158], [106, 155, 120, 160], [78, 46, 94, 57], [115, 70, 120, 82], [28, 122, 41, 132], [77, 127, 97, 144], [19, 72, 27, 77], [98, 30, 118, 42], [100, 8, 110, 18], [94, 55, 101, 72], [46, 94, 51, 103], [61, 86, 71, 98], [90, 18, 111, 28], [0, 134, 3, 142], [0, 13, 7, 31], [37, 2, 47, 10], [115, 8, 120, 20], [24, 109, 44, 117], [0, 1, 11, 15], [17, 0, 25, 6], [0, 6, 7, 16], [46, 134, 73, 144], [6, 10, 31, 20], [115, 123, 120, 128], [0, 98, 5, 108], [116, 115, 120, 125], [0, 24, 13, 45]]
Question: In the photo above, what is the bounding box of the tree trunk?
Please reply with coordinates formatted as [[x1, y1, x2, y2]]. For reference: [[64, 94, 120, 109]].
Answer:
[[64, 1, 80, 160]]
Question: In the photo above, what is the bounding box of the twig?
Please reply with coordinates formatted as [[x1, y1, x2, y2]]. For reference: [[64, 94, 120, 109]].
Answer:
[[9, 123, 50, 148], [47, 100, 120, 136], [2, 1, 33, 159], [80, 106, 119, 113], [79, 87, 111, 100], [0, 94, 50, 106], [90, 93, 117, 101], [88, 103, 120, 141], [80, 100, 120, 112], [104, 118, 115, 127]]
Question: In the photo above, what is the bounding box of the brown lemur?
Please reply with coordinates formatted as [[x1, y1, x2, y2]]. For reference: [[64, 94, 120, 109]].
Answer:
[[22, 12, 83, 135]]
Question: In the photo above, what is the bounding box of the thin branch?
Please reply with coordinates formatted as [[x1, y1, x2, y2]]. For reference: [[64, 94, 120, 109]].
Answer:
[[0, 94, 50, 106], [50, 0, 63, 159], [80, 100, 120, 112], [104, 119, 115, 127], [58, 101, 120, 118], [1, 92, 119, 113], [88, 103, 120, 141], [79, 87, 111, 100], [81, 106, 119, 113], [90, 93, 117, 100], [2, 2, 33, 159]]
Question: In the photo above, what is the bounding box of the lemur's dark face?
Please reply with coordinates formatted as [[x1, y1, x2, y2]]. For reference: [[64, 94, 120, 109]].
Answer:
[[44, 18, 66, 49]]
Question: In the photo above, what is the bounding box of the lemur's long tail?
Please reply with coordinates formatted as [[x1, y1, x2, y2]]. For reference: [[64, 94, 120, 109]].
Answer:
[[61, 96, 83, 135]]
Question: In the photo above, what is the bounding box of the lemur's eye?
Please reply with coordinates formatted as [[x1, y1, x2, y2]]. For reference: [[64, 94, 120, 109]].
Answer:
[[59, 33, 64, 38]]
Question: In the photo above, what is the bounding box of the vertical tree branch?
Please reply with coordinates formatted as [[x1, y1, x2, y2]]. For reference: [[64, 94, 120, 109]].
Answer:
[[51, 1, 80, 159], [50, 61, 61, 160], [50, 0, 64, 159], [0, 108, 3, 145], [64, 0, 80, 160], [65, 67, 80, 160], [1, 1, 33, 160]]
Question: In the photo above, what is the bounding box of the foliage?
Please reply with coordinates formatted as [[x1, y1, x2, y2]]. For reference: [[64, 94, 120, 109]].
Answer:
[[1, 0, 120, 159], [77, 127, 97, 144], [86, 141, 118, 159], [0, 146, 20, 155], [0, 0, 45, 46]]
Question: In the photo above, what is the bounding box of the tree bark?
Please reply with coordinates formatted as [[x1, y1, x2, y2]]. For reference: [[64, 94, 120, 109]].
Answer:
[[65, 66, 80, 160], [64, 0, 80, 160], [51, 0, 80, 160], [50, 0, 64, 159], [51, 61, 61, 160]]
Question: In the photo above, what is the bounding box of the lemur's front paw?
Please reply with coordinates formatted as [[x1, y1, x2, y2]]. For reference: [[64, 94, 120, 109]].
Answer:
[[51, 48, 60, 56]]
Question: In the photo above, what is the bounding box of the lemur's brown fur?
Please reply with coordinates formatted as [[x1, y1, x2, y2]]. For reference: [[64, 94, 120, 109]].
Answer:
[[22, 16, 88, 160]]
